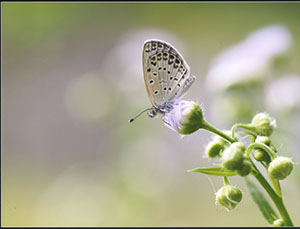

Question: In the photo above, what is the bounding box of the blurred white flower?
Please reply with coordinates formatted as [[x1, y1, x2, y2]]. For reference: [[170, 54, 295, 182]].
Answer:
[[206, 24, 292, 91], [265, 74, 300, 112]]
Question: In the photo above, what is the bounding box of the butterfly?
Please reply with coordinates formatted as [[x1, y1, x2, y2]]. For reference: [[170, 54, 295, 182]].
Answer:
[[129, 39, 196, 123]]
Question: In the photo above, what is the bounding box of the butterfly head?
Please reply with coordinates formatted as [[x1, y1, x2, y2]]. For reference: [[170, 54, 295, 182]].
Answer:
[[147, 108, 158, 118], [128, 107, 157, 123]]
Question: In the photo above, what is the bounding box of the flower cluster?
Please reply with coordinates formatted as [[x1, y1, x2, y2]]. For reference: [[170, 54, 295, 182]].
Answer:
[[164, 102, 294, 223]]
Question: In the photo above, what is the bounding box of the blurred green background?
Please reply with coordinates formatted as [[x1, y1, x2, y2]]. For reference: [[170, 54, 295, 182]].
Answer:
[[2, 2, 300, 227]]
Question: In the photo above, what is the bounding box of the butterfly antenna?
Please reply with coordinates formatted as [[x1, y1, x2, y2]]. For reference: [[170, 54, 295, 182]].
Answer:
[[128, 108, 153, 123]]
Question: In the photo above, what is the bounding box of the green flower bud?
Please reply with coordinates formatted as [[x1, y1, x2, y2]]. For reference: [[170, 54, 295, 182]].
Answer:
[[205, 132, 231, 158], [222, 142, 245, 170], [253, 136, 271, 163], [251, 112, 276, 136], [216, 185, 243, 211], [255, 136, 271, 145], [237, 159, 252, 176], [179, 102, 204, 135], [213, 130, 232, 146], [273, 219, 284, 227], [268, 156, 294, 180], [164, 101, 204, 135], [253, 150, 271, 163], [205, 140, 224, 158]]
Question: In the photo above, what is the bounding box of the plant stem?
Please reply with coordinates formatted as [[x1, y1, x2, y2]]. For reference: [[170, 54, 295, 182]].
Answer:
[[232, 123, 257, 139], [246, 143, 282, 197], [246, 142, 277, 160], [271, 178, 282, 198], [202, 120, 236, 143], [251, 163, 293, 226], [223, 176, 230, 185]]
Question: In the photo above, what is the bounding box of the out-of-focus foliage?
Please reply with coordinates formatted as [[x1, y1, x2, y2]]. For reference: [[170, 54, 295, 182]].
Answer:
[[2, 2, 300, 227]]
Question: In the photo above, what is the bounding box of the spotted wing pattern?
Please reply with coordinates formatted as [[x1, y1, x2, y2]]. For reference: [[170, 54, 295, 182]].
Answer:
[[142, 39, 195, 107]]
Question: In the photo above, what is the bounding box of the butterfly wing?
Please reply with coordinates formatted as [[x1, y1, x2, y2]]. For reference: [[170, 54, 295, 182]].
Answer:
[[142, 39, 195, 107]]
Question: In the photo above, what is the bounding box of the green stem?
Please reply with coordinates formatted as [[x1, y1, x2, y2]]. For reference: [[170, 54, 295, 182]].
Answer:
[[223, 176, 230, 185], [246, 142, 277, 160], [246, 143, 281, 196], [271, 178, 282, 198], [202, 120, 236, 143], [251, 162, 293, 226], [232, 123, 257, 139]]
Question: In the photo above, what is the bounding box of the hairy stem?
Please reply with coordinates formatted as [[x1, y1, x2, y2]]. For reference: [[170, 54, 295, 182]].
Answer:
[[223, 176, 230, 185], [232, 123, 257, 139], [247, 143, 282, 196], [251, 162, 293, 226], [246, 142, 277, 160], [202, 120, 236, 143]]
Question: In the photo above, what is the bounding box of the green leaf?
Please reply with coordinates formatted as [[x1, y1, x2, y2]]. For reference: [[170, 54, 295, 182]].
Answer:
[[245, 177, 278, 224], [187, 167, 238, 176]]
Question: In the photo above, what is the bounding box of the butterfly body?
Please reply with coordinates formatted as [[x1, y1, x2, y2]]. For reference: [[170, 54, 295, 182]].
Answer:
[[129, 39, 195, 123], [146, 101, 175, 119]]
